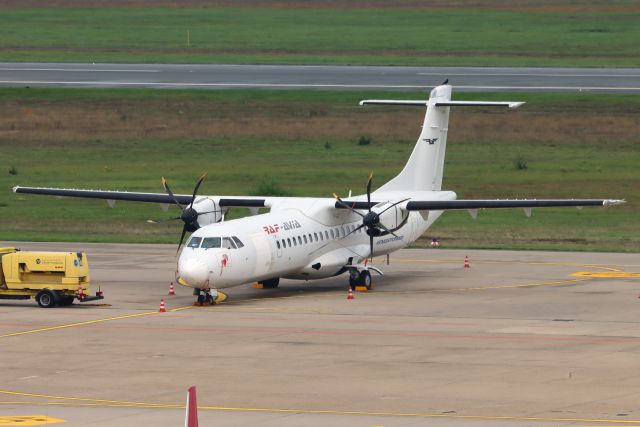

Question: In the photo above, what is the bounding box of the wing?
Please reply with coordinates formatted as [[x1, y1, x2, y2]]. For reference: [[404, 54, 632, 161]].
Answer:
[[12, 186, 267, 208], [335, 198, 625, 213]]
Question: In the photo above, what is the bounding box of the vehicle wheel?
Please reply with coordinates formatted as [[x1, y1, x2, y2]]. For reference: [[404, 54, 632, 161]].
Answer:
[[36, 289, 58, 308], [261, 278, 280, 289], [359, 271, 372, 290], [197, 294, 206, 304]]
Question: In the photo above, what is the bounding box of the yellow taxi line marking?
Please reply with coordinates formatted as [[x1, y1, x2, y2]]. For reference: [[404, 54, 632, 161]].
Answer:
[[0, 415, 65, 425], [571, 272, 640, 278], [0, 306, 194, 340], [2, 391, 640, 425], [374, 278, 593, 295]]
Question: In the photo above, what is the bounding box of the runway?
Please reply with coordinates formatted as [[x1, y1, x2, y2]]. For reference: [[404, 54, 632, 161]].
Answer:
[[1, 242, 639, 426], [1, 63, 640, 92]]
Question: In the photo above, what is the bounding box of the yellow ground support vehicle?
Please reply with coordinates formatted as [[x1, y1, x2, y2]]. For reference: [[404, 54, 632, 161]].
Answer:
[[0, 248, 104, 308]]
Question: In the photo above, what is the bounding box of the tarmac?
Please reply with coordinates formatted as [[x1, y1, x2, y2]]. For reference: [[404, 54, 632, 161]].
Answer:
[[1, 242, 639, 426]]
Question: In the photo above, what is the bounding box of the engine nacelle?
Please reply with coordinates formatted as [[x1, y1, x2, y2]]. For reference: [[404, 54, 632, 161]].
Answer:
[[192, 197, 224, 226], [373, 200, 407, 232]]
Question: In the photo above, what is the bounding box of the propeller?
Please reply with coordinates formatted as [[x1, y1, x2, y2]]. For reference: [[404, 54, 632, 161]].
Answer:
[[162, 172, 208, 252], [334, 172, 409, 260]]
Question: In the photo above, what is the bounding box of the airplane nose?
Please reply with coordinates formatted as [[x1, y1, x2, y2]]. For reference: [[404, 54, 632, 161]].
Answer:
[[178, 257, 210, 287]]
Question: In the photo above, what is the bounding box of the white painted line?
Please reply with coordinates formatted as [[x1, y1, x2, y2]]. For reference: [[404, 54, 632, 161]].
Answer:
[[0, 80, 639, 91], [454, 85, 640, 91], [0, 80, 425, 88], [417, 72, 640, 78], [0, 68, 159, 73]]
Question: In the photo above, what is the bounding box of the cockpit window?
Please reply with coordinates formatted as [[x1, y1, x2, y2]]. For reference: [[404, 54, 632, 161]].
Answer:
[[201, 237, 221, 249], [232, 236, 244, 248], [187, 237, 202, 248], [222, 237, 237, 249]]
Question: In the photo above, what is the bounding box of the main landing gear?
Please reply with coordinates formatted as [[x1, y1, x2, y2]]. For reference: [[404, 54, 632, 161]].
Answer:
[[349, 270, 372, 290], [193, 288, 226, 305], [347, 263, 382, 291]]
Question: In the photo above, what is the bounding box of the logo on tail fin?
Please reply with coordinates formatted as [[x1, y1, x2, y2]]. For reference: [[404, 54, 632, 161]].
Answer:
[[423, 138, 438, 145]]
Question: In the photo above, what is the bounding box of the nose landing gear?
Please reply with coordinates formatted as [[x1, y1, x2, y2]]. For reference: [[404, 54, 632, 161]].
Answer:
[[194, 288, 227, 305]]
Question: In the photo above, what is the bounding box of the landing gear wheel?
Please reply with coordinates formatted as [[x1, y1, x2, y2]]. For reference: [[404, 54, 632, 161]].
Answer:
[[261, 278, 280, 289], [348, 276, 359, 290], [206, 294, 215, 305], [359, 270, 372, 290], [36, 289, 58, 308], [197, 294, 206, 304]]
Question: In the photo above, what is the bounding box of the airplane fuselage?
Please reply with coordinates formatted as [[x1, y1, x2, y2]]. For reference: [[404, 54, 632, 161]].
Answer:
[[177, 192, 454, 290]]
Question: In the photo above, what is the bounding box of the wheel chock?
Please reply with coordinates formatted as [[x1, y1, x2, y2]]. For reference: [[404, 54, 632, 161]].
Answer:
[[355, 286, 368, 292], [252, 282, 264, 289]]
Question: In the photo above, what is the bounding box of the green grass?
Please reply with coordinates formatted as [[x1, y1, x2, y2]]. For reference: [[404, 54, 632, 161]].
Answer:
[[1, 6, 639, 66], [0, 88, 637, 251]]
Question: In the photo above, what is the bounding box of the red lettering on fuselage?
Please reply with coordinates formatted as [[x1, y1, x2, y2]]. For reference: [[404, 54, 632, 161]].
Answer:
[[262, 224, 280, 234]]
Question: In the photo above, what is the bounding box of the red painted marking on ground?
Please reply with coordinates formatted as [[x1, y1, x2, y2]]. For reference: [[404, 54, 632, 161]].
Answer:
[[57, 323, 640, 345]]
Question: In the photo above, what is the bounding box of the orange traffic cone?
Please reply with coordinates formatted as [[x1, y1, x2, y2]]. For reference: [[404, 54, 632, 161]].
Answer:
[[464, 255, 470, 268], [168, 282, 176, 296], [347, 288, 354, 300], [159, 298, 167, 312]]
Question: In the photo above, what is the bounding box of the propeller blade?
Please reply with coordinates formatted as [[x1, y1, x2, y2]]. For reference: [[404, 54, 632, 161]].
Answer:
[[147, 217, 181, 224], [162, 177, 183, 208], [333, 193, 365, 218], [378, 198, 411, 216], [189, 172, 208, 208], [177, 224, 189, 254], [366, 172, 373, 209], [378, 223, 399, 238], [343, 223, 365, 238]]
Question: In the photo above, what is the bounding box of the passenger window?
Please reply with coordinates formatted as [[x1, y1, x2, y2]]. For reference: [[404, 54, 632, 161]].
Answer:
[[287, 238, 292, 247], [232, 236, 244, 248], [298, 236, 302, 245], [314, 232, 318, 242], [335, 228, 340, 238], [276, 241, 281, 249], [325, 230, 329, 240], [330, 229, 334, 239], [187, 237, 202, 248], [282, 240, 286, 248], [341, 226, 346, 236], [303, 235, 308, 244]]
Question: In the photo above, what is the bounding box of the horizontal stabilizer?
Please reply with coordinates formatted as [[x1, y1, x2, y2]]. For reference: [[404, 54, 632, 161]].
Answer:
[[359, 100, 524, 109]]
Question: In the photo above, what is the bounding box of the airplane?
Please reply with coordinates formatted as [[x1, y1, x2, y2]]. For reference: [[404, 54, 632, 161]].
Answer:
[[13, 83, 625, 305]]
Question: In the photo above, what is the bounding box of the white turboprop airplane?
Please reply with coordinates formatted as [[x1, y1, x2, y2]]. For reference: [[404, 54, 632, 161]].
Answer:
[[13, 84, 625, 304]]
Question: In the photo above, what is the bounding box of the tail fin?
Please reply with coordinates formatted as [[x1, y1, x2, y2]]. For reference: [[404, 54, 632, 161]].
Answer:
[[361, 84, 523, 192]]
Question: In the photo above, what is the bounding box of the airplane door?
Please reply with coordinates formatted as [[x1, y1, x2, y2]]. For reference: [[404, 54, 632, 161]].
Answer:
[[273, 235, 282, 258], [250, 232, 272, 276]]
